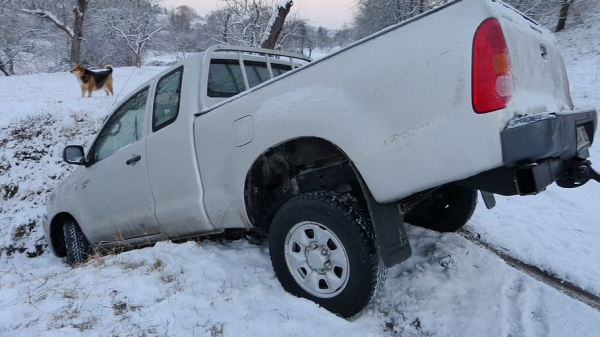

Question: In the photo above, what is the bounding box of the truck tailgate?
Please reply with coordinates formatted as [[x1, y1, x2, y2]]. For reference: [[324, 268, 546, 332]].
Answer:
[[491, 1, 573, 115]]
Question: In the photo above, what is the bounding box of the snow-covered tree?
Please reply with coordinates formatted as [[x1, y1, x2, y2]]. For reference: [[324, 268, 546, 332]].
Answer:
[[353, 0, 449, 39], [22, 0, 89, 64], [353, 0, 591, 37], [106, 0, 169, 68], [503, 0, 579, 32], [205, 0, 304, 50], [0, 2, 45, 75]]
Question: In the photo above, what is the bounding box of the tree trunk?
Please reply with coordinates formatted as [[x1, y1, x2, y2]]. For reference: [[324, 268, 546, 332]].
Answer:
[[222, 13, 230, 44], [261, 1, 293, 49], [71, 0, 87, 64], [0, 63, 9, 76], [555, 0, 573, 33], [135, 53, 142, 68]]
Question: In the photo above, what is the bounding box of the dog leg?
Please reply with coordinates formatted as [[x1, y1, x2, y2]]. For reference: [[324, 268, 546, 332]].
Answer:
[[108, 80, 114, 95]]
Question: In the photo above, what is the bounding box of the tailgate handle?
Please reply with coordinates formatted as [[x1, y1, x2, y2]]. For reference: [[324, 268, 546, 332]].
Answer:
[[126, 154, 142, 166]]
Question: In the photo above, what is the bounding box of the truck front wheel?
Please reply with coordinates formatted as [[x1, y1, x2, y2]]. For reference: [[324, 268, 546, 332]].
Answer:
[[269, 191, 384, 318], [62, 218, 91, 265], [404, 184, 477, 232]]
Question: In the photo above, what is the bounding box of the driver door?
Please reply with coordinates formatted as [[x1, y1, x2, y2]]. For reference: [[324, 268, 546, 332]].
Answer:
[[76, 87, 160, 243]]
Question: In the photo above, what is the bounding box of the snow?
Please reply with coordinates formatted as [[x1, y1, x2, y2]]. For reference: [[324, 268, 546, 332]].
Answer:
[[0, 67, 164, 127], [2, 228, 600, 336], [1, 7, 600, 336]]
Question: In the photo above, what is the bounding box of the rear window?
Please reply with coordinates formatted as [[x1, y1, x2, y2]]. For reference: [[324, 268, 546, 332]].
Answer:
[[207, 60, 293, 98], [207, 60, 245, 98], [271, 64, 292, 77]]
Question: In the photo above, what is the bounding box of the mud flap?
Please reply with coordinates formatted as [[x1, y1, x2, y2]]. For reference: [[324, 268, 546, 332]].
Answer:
[[480, 191, 496, 209], [357, 175, 412, 268]]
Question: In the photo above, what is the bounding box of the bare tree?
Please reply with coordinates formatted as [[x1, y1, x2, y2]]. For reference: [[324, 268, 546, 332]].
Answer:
[[0, 29, 39, 75], [353, 0, 585, 37], [353, 0, 455, 38], [22, 0, 88, 64], [106, 0, 169, 67], [205, 0, 304, 50], [0, 3, 44, 75], [504, 0, 579, 32], [213, 0, 272, 47], [1, 0, 13, 15]]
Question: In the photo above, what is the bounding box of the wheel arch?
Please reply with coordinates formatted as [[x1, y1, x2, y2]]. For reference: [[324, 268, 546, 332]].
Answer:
[[49, 212, 79, 257], [243, 136, 413, 267], [243, 136, 367, 231]]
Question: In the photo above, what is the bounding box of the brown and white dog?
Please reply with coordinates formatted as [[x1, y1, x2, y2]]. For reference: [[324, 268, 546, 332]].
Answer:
[[70, 64, 114, 98]]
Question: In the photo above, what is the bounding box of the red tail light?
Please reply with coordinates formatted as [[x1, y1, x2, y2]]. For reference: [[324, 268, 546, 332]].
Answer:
[[472, 18, 514, 114]]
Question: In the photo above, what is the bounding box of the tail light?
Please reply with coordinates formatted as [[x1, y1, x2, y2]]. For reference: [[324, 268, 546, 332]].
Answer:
[[472, 18, 514, 114]]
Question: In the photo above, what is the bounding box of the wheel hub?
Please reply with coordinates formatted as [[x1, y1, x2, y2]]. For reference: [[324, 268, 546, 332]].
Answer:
[[284, 221, 350, 298], [306, 247, 329, 271]]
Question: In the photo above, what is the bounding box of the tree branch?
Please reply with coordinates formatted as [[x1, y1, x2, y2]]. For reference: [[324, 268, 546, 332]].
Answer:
[[21, 9, 75, 38]]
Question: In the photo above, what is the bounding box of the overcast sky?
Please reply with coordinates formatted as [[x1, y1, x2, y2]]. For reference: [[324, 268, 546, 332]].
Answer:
[[162, 0, 355, 29]]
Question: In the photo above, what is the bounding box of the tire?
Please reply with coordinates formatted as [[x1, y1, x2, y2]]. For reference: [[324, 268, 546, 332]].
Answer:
[[269, 191, 384, 318], [404, 184, 477, 232], [62, 218, 90, 265]]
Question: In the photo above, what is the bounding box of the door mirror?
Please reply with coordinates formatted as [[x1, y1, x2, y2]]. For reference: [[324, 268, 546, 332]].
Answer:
[[63, 145, 86, 165]]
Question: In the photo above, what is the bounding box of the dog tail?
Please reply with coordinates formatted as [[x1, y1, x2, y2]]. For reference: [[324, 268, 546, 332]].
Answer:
[[105, 65, 113, 73]]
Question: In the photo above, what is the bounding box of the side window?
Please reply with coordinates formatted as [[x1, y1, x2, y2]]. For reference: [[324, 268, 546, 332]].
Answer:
[[153, 67, 183, 132], [207, 60, 245, 98], [93, 88, 149, 162], [244, 61, 271, 88], [271, 64, 292, 77]]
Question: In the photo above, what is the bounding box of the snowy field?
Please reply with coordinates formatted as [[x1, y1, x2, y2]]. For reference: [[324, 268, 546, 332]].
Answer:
[[2, 16, 600, 337]]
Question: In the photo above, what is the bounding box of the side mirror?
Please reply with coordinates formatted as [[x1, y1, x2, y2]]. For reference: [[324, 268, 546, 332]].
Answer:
[[63, 145, 87, 165]]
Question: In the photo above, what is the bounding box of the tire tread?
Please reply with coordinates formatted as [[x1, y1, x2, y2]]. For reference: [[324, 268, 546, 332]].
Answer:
[[62, 219, 90, 265]]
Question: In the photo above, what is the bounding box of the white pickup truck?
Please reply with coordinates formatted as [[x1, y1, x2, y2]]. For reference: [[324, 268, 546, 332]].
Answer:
[[44, 0, 598, 317]]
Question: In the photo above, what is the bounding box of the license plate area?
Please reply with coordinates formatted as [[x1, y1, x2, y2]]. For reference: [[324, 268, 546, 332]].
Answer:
[[577, 125, 591, 151]]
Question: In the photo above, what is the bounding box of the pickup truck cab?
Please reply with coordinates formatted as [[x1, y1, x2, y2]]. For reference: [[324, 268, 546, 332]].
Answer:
[[45, 0, 598, 317]]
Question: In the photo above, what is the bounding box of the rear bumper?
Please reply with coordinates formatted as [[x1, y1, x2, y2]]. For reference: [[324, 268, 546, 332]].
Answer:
[[459, 108, 598, 195], [501, 108, 597, 166]]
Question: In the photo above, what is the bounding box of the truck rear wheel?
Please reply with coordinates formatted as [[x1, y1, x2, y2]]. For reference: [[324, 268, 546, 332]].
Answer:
[[269, 191, 384, 318], [404, 184, 477, 232], [62, 218, 90, 265]]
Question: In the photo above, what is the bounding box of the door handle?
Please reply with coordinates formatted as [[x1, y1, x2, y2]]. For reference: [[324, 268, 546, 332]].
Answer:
[[126, 154, 142, 165]]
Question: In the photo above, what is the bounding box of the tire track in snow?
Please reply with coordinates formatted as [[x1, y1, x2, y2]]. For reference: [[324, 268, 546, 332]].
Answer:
[[460, 229, 600, 312]]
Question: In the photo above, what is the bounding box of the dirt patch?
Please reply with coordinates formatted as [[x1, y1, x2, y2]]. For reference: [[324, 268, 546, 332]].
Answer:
[[12, 220, 36, 240]]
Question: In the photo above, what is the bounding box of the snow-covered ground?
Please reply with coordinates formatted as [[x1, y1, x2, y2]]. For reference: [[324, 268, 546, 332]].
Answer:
[[1, 9, 600, 337]]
